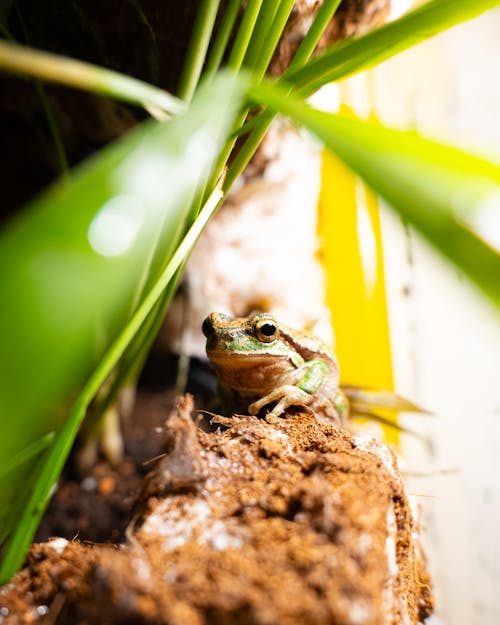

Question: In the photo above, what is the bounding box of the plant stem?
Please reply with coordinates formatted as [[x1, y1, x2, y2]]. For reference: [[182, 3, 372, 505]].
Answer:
[[227, 0, 264, 71], [204, 0, 242, 80], [251, 0, 295, 80], [177, 0, 221, 101], [0, 40, 186, 115], [199, 0, 266, 203], [224, 0, 343, 190], [83, 271, 182, 444], [207, 0, 296, 197], [223, 111, 273, 191], [242, 0, 279, 69], [287, 0, 342, 72]]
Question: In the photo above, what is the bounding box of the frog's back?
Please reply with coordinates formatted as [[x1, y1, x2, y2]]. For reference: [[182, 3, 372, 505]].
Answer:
[[279, 324, 338, 367]]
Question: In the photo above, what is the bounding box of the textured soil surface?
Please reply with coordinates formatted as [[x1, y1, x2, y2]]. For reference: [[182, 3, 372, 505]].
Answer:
[[0, 391, 433, 625]]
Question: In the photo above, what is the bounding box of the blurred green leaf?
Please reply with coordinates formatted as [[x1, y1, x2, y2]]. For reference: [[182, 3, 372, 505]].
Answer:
[[0, 72, 245, 569], [250, 83, 500, 307], [0, 40, 185, 115], [287, 0, 500, 95], [0, 183, 224, 583], [0, 432, 55, 480]]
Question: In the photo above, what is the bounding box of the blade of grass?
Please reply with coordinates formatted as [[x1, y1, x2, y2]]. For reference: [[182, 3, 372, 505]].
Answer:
[[88, 175, 229, 431], [0, 40, 185, 115], [287, 0, 500, 96], [204, 0, 242, 80], [0, 185, 224, 583], [92, 173, 227, 439], [250, 82, 500, 308], [177, 0, 221, 101], [197, 0, 266, 204]]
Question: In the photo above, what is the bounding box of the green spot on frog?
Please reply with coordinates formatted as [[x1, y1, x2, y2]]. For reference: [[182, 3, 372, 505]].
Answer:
[[297, 359, 329, 394]]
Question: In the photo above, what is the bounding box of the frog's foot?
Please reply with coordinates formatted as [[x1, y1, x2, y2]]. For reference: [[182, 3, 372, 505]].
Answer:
[[248, 385, 311, 419]]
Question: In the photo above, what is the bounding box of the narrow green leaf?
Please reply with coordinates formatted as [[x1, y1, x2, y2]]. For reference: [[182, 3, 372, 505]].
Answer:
[[0, 40, 185, 115], [177, 0, 221, 101], [287, 0, 342, 72], [251, 84, 500, 308], [0, 72, 246, 580], [204, 0, 242, 80], [287, 0, 500, 95], [227, 0, 264, 72], [243, 0, 279, 69], [251, 0, 295, 80], [0, 432, 55, 479], [224, 0, 342, 191]]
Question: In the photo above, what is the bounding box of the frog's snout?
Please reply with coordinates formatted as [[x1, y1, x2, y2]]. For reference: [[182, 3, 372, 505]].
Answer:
[[202, 314, 216, 339], [202, 312, 232, 339]]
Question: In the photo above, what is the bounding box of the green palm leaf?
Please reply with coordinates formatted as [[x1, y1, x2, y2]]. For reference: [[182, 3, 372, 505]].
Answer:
[[251, 83, 500, 307], [0, 72, 246, 581]]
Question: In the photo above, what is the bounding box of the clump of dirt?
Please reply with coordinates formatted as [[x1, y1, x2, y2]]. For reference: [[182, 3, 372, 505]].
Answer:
[[1, 395, 433, 625], [34, 357, 213, 545]]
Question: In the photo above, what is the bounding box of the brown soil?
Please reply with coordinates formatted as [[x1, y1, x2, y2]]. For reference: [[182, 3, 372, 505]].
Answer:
[[0, 391, 433, 625]]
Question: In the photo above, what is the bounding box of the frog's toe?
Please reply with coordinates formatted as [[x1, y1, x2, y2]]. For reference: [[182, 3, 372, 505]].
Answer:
[[248, 401, 261, 416], [250, 386, 311, 417], [271, 390, 311, 417], [248, 395, 273, 415], [267, 398, 292, 419]]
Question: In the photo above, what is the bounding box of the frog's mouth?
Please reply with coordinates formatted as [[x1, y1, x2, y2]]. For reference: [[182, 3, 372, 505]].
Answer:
[[207, 350, 287, 368]]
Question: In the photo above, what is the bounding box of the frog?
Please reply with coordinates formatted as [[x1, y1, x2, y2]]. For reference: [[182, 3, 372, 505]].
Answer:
[[202, 311, 347, 423]]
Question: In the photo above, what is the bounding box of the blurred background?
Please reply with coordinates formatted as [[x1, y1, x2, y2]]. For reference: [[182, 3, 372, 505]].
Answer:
[[338, 5, 500, 624]]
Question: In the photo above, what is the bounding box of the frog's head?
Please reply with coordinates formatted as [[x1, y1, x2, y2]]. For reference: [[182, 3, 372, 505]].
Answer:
[[202, 311, 294, 367]]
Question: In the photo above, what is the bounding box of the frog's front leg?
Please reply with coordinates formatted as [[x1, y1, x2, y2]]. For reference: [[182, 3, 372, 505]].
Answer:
[[248, 385, 312, 418], [248, 359, 329, 418]]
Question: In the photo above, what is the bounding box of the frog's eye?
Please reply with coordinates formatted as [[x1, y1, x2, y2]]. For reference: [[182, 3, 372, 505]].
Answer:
[[253, 316, 279, 343]]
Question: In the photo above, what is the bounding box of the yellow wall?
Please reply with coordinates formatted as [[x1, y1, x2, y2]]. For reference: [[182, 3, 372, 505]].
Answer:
[[318, 145, 396, 442]]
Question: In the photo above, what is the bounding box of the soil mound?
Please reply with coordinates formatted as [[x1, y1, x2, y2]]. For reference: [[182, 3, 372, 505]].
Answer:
[[0, 395, 433, 624]]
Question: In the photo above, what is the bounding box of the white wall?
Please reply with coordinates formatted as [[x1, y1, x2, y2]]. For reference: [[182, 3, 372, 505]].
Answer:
[[369, 8, 500, 625]]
